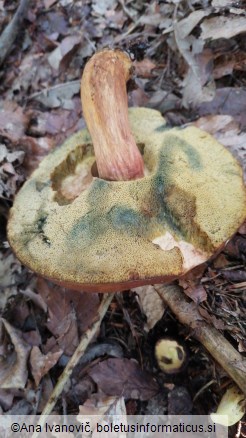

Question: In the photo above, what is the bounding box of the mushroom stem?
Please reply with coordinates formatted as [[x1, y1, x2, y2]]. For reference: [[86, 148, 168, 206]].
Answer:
[[81, 49, 145, 181]]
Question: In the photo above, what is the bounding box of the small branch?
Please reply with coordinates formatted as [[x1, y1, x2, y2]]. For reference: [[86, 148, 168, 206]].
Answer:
[[155, 284, 246, 395], [0, 0, 30, 67], [33, 293, 114, 437]]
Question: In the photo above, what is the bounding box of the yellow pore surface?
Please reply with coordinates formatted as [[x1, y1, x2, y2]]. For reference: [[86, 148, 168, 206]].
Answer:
[[8, 108, 246, 291]]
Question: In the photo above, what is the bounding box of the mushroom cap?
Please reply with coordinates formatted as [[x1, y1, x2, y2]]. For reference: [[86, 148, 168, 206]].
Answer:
[[8, 108, 246, 292], [155, 338, 187, 374]]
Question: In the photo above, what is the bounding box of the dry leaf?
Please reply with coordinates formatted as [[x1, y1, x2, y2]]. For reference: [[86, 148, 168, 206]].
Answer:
[[20, 288, 48, 313], [183, 285, 207, 304], [30, 80, 80, 109], [182, 49, 215, 107], [134, 59, 156, 78], [92, 0, 116, 16], [0, 319, 31, 389], [0, 389, 15, 410], [44, 0, 58, 8], [48, 35, 81, 71], [78, 395, 126, 417], [132, 285, 166, 330], [0, 103, 29, 142], [89, 358, 159, 401], [77, 396, 126, 438], [198, 87, 246, 126], [212, 0, 234, 6], [176, 10, 210, 39], [30, 347, 63, 386], [37, 279, 100, 356], [201, 15, 246, 40], [198, 307, 225, 330], [173, 18, 215, 107]]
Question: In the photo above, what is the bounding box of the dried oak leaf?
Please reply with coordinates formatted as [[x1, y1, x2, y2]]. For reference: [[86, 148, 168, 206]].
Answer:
[[0, 319, 31, 389], [89, 358, 159, 401], [30, 346, 62, 386]]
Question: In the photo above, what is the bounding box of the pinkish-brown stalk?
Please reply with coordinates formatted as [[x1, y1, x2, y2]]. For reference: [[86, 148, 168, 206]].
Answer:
[[81, 49, 144, 181]]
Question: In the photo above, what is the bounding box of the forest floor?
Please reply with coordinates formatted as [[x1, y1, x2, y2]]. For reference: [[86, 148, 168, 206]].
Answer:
[[0, 0, 245, 436]]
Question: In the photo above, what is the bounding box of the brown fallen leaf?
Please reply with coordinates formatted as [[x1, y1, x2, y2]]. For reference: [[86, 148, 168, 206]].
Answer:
[[213, 58, 235, 79], [0, 319, 30, 389], [77, 396, 127, 438], [30, 347, 63, 386], [44, 0, 58, 8], [201, 15, 246, 40], [48, 35, 81, 71], [176, 9, 210, 39], [173, 15, 215, 107], [182, 48, 215, 107], [134, 59, 156, 78], [183, 285, 207, 304], [18, 136, 55, 175], [89, 358, 159, 400], [0, 102, 29, 142], [213, 253, 231, 269], [37, 279, 100, 356], [198, 307, 226, 330], [0, 389, 15, 410], [132, 285, 166, 330], [78, 395, 126, 417], [212, 0, 234, 7], [29, 80, 80, 109], [198, 95, 246, 126]]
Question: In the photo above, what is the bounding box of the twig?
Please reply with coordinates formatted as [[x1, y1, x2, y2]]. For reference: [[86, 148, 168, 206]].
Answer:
[[0, 0, 30, 67], [155, 284, 246, 395], [33, 293, 114, 437]]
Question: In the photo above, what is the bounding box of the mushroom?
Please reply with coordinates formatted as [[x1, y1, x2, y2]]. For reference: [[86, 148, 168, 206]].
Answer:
[[7, 49, 246, 292], [155, 338, 187, 374], [210, 385, 245, 426]]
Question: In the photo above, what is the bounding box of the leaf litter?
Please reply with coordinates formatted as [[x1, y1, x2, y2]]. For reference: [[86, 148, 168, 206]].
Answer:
[[0, 0, 245, 418]]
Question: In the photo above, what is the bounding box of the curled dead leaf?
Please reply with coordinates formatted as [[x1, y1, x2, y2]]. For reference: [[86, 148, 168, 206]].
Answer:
[[30, 347, 62, 386], [132, 285, 166, 330]]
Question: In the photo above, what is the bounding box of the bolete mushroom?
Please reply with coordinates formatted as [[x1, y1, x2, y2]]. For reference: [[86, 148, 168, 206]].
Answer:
[[7, 49, 246, 292], [155, 338, 187, 374]]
